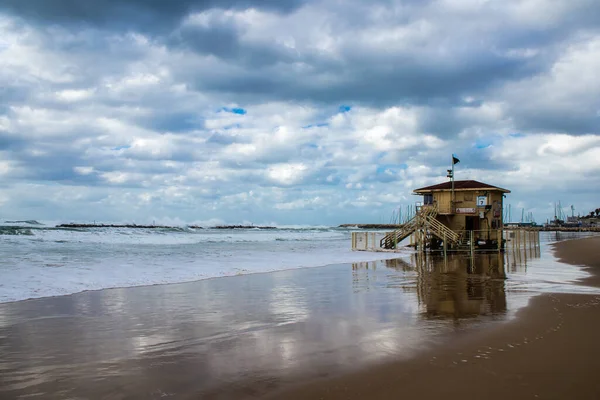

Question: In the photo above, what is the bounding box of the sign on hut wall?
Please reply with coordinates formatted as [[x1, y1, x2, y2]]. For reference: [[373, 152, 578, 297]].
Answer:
[[456, 207, 476, 214]]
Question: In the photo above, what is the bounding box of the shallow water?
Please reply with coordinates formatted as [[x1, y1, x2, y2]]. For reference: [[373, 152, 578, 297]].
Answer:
[[0, 232, 597, 398], [0, 225, 407, 303]]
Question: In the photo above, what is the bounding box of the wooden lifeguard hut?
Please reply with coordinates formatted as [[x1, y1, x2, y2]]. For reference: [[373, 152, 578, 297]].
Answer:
[[379, 157, 511, 252], [380, 179, 509, 251]]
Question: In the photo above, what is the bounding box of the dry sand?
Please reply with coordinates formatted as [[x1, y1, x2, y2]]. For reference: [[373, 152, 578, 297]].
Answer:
[[265, 236, 600, 400]]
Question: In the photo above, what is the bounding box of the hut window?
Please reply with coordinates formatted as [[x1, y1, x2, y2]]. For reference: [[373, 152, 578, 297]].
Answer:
[[464, 192, 473, 201], [424, 194, 433, 204]]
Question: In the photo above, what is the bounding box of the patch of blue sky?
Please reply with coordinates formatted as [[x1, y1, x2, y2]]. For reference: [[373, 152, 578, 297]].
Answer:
[[474, 137, 497, 149], [339, 105, 351, 113], [112, 145, 131, 151], [221, 107, 247, 115], [509, 132, 526, 138]]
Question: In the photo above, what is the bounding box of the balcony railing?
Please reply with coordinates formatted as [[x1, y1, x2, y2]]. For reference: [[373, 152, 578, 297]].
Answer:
[[422, 202, 454, 214]]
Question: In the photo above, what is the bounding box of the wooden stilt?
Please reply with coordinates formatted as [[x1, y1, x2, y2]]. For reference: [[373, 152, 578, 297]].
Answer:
[[443, 231, 447, 257], [470, 230, 474, 257]]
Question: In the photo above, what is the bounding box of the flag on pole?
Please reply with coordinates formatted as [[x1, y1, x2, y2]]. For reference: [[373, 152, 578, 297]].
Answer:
[[452, 155, 460, 165]]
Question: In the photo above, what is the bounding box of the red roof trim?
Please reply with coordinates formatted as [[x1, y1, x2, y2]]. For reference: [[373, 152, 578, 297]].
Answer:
[[413, 180, 510, 193]]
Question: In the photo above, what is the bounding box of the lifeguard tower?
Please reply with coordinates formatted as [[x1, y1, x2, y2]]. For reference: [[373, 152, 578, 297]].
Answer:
[[378, 157, 510, 252]]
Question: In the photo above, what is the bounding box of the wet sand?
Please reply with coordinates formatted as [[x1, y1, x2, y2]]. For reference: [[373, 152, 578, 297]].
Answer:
[[267, 236, 600, 400], [0, 235, 598, 399], [0, 251, 524, 399]]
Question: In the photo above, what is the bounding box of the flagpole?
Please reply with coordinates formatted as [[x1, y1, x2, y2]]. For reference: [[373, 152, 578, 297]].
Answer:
[[451, 154, 455, 212]]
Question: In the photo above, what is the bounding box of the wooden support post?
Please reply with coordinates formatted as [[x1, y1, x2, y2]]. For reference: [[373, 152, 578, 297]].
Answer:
[[415, 230, 419, 251], [498, 229, 501, 251], [443, 231, 447, 257], [470, 230, 474, 257]]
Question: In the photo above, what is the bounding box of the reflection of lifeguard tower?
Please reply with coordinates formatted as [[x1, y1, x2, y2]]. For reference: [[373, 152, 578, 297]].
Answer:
[[415, 253, 507, 319]]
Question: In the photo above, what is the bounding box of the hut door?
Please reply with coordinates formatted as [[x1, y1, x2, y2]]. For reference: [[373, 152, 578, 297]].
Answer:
[[465, 216, 479, 231]]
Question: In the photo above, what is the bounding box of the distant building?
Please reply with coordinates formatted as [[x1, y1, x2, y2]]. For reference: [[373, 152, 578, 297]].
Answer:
[[506, 222, 536, 228]]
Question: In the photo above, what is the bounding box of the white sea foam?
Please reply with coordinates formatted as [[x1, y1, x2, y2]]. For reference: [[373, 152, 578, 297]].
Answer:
[[0, 227, 409, 303]]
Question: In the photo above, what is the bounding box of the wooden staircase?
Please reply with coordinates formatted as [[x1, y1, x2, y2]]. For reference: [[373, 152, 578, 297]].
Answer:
[[379, 218, 419, 249], [380, 205, 460, 249]]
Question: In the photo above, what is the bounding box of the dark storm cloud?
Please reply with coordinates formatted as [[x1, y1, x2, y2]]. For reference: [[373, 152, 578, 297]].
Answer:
[[9, 148, 93, 183], [0, 0, 304, 31], [416, 107, 466, 138], [193, 50, 543, 109], [169, 21, 298, 68], [0, 133, 25, 151], [510, 107, 600, 135]]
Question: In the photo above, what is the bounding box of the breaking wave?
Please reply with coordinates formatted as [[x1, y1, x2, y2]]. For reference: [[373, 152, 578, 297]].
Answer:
[[0, 227, 34, 236]]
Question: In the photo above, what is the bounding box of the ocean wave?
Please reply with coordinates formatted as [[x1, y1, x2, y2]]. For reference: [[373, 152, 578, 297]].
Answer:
[[3, 220, 44, 225], [0, 224, 350, 246], [0, 227, 34, 236]]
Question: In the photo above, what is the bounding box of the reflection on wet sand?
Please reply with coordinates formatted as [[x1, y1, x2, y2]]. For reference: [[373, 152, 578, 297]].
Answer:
[[353, 252, 508, 320], [0, 248, 547, 399]]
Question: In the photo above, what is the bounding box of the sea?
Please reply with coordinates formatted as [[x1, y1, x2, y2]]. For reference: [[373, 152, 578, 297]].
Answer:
[[0, 221, 405, 303]]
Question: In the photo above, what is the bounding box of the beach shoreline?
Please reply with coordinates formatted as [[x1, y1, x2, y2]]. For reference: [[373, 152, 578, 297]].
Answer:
[[263, 236, 600, 400]]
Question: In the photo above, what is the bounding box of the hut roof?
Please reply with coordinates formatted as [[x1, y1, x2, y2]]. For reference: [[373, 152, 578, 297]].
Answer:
[[413, 180, 510, 194]]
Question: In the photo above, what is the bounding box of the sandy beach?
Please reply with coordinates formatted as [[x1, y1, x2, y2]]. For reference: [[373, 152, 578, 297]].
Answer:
[[0, 235, 598, 399], [266, 236, 600, 400]]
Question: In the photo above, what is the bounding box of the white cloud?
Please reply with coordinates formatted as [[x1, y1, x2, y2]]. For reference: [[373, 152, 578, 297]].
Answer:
[[56, 89, 95, 102], [267, 163, 308, 185]]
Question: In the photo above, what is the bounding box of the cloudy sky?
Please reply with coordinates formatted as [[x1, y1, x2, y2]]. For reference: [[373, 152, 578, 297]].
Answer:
[[0, 0, 599, 225]]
